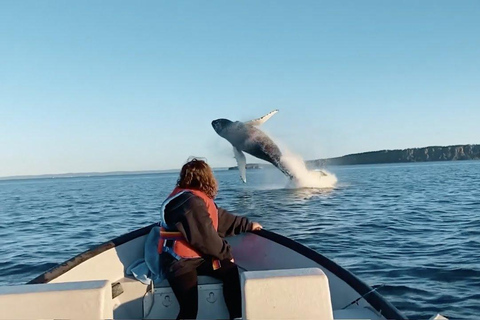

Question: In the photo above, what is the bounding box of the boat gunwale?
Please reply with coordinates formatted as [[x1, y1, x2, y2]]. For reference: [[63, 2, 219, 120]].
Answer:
[[27, 223, 157, 285], [27, 224, 407, 320]]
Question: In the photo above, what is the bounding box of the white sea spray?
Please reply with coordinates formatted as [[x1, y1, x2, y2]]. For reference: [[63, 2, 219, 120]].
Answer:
[[280, 148, 337, 189]]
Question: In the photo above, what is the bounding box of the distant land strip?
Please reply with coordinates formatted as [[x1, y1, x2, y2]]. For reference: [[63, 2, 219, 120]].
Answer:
[[309, 144, 479, 166], [2, 144, 478, 180], [228, 144, 480, 170], [0, 169, 179, 181]]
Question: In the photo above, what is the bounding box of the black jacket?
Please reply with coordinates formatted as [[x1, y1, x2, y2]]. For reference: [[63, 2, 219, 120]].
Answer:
[[162, 191, 252, 276]]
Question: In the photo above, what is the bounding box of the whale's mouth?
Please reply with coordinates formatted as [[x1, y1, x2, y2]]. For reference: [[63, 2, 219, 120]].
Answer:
[[211, 120, 222, 133]]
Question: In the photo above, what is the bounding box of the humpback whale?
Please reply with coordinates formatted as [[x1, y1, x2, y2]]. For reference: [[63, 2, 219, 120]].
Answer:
[[212, 110, 293, 183]]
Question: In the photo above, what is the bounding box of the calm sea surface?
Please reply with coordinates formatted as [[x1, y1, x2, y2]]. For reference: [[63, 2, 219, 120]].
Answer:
[[1, 161, 479, 319]]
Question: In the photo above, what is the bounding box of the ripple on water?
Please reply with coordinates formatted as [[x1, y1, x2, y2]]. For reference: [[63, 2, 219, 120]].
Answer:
[[1, 161, 480, 319]]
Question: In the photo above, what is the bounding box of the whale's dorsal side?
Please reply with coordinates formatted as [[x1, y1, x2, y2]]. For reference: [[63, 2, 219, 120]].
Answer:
[[233, 147, 247, 183], [212, 110, 295, 183], [244, 109, 278, 126]]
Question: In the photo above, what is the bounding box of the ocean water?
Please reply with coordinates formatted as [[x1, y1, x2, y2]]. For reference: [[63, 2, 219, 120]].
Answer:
[[1, 161, 479, 319]]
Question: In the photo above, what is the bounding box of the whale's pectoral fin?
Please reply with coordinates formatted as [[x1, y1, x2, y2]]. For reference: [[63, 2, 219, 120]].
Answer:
[[244, 109, 278, 126], [277, 162, 295, 180], [233, 147, 247, 183]]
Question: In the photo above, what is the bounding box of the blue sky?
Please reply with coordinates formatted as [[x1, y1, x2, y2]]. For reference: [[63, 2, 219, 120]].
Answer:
[[1, 0, 479, 177]]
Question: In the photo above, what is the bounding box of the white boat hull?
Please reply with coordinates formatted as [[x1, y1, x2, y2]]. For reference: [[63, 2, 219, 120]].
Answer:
[[0, 225, 406, 320]]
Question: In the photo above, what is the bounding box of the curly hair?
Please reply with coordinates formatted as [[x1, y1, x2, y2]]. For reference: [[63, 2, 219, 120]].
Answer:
[[177, 157, 218, 199]]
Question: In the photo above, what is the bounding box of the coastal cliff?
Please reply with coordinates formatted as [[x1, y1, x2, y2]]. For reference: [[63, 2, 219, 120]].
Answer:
[[309, 144, 480, 166]]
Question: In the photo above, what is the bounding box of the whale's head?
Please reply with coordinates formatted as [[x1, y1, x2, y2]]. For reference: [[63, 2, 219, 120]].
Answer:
[[211, 118, 232, 136]]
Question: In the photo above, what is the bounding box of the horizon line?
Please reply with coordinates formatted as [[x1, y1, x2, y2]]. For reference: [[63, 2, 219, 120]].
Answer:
[[1, 143, 477, 181]]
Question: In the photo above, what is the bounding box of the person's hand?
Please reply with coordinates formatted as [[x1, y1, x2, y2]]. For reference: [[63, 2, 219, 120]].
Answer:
[[251, 222, 263, 231]]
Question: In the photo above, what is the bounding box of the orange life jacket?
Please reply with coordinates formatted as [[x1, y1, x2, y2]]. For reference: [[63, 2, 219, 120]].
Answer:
[[158, 187, 218, 259]]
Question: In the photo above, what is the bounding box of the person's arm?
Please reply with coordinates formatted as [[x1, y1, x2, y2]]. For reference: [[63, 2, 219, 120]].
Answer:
[[174, 196, 234, 261], [216, 207, 253, 238]]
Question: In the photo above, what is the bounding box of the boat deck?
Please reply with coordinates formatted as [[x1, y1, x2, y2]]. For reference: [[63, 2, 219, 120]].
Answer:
[[0, 226, 406, 320]]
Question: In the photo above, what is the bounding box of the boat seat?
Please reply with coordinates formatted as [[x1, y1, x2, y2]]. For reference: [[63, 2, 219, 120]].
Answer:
[[144, 275, 227, 319], [0, 280, 113, 320], [154, 275, 222, 288], [115, 276, 223, 319], [241, 267, 334, 320]]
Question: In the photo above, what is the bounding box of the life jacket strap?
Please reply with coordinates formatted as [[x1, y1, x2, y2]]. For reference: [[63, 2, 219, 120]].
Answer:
[[159, 228, 183, 260], [160, 230, 184, 240], [160, 227, 222, 268], [162, 243, 181, 260]]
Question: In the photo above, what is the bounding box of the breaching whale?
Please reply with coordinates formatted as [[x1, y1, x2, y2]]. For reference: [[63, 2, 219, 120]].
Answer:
[[212, 110, 294, 183]]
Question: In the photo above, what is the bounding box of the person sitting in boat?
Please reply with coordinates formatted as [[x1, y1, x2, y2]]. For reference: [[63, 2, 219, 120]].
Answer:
[[158, 157, 262, 320]]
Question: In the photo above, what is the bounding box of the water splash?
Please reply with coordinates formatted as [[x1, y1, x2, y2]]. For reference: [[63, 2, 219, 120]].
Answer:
[[280, 149, 337, 189]]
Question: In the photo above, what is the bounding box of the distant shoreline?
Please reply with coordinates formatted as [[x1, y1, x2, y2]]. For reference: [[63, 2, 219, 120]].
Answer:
[[0, 168, 232, 182], [228, 144, 480, 170], [309, 144, 479, 167], [1, 144, 478, 181], [0, 170, 175, 181]]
